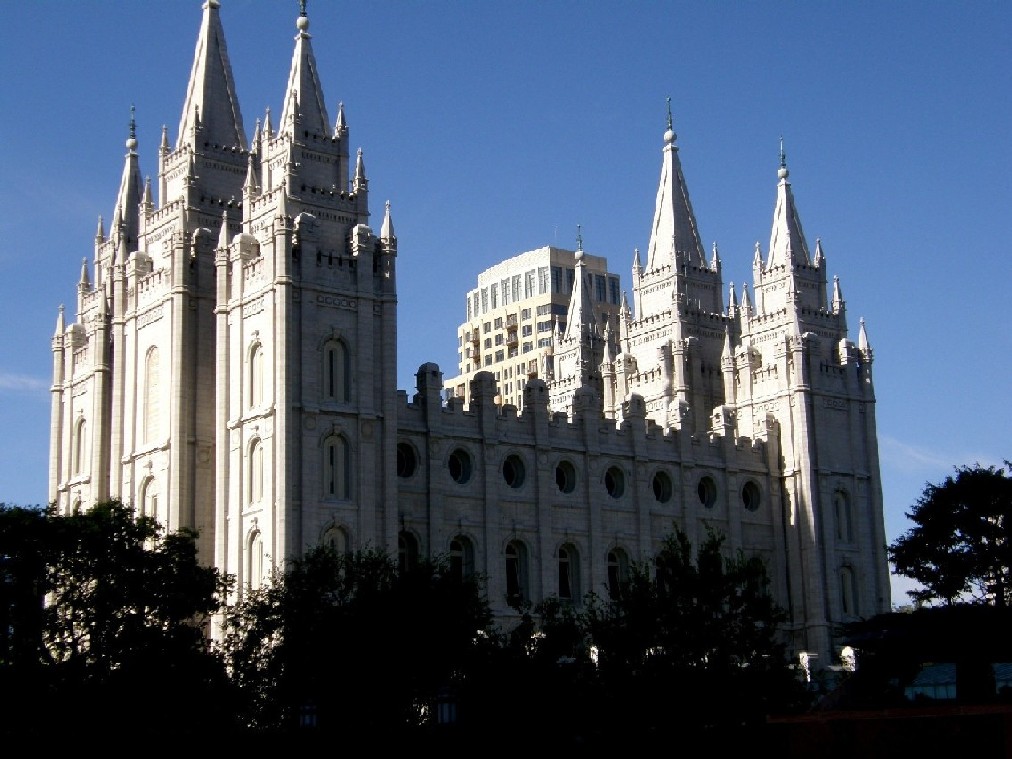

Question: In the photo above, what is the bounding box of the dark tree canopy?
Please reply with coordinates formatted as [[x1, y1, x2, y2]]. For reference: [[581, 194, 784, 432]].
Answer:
[[0, 501, 235, 739], [218, 545, 493, 737], [2, 504, 807, 746], [578, 526, 807, 744], [889, 462, 1012, 608]]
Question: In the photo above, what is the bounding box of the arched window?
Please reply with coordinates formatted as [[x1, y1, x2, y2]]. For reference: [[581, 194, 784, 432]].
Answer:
[[558, 544, 580, 602], [323, 525, 348, 555], [323, 435, 349, 499], [835, 491, 853, 543], [139, 476, 159, 525], [450, 536, 475, 582], [323, 339, 350, 402], [607, 548, 630, 600], [249, 438, 264, 504], [840, 566, 858, 617], [74, 418, 87, 474], [248, 530, 265, 590], [399, 531, 419, 574], [142, 346, 160, 443], [249, 342, 264, 408], [505, 540, 529, 607]]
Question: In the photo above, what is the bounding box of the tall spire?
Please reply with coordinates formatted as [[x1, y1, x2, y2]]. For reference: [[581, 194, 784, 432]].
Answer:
[[113, 105, 143, 250], [767, 137, 811, 269], [335, 101, 348, 138], [279, 2, 330, 137], [563, 226, 594, 341], [832, 275, 844, 313], [645, 98, 705, 270], [176, 0, 247, 150], [353, 148, 367, 192], [858, 317, 870, 352], [79, 258, 91, 290], [380, 200, 395, 241]]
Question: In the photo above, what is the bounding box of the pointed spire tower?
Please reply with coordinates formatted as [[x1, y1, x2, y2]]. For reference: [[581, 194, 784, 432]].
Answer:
[[162, 0, 247, 209], [267, 1, 349, 197], [177, 0, 246, 151], [637, 98, 721, 319], [279, 2, 329, 136], [549, 227, 607, 414], [754, 138, 830, 316], [112, 106, 143, 253]]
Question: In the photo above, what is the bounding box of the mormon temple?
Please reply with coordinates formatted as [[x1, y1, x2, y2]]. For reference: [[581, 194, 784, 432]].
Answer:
[[49, 1, 890, 667]]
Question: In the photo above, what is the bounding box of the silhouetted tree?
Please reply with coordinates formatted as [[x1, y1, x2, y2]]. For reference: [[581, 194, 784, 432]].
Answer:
[[578, 526, 808, 748], [0, 501, 235, 739], [219, 546, 493, 740], [889, 461, 1012, 607]]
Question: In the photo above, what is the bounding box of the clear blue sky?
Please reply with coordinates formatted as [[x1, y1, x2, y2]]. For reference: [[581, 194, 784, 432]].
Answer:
[[1, 1, 1009, 607]]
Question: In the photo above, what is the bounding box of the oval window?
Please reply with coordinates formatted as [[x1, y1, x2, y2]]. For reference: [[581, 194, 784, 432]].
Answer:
[[604, 466, 625, 499], [698, 476, 717, 508], [503, 454, 525, 488], [556, 460, 576, 494], [742, 481, 761, 512], [448, 448, 472, 484]]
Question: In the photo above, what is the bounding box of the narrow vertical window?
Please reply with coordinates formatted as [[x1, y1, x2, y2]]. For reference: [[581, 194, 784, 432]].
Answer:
[[324, 435, 348, 498], [835, 491, 853, 543], [399, 531, 419, 574], [841, 566, 858, 616], [140, 477, 157, 526], [249, 438, 263, 504], [558, 545, 579, 601], [248, 531, 264, 590], [143, 346, 159, 443], [324, 340, 349, 402], [505, 540, 529, 607], [74, 418, 88, 474], [449, 536, 475, 582], [607, 548, 629, 600], [249, 343, 263, 408]]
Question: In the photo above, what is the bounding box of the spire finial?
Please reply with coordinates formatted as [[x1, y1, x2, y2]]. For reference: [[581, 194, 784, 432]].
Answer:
[[299, 0, 307, 16], [576, 224, 583, 251], [778, 135, 789, 180], [126, 104, 138, 151], [663, 97, 676, 143]]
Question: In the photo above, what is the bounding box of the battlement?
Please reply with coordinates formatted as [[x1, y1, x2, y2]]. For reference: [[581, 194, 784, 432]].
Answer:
[[399, 363, 771, 471]]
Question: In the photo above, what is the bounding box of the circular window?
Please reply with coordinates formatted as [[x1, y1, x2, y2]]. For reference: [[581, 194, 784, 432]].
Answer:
[[697, 476, 717, 508], [556, 460, 576, 494], [742, 481, 761, 512], [396, 442, 417, 478], [652, 471, 673, 503], [604, 466, 625, 499], [448, 448, 472, 484], [502, 454, 525, 488]]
